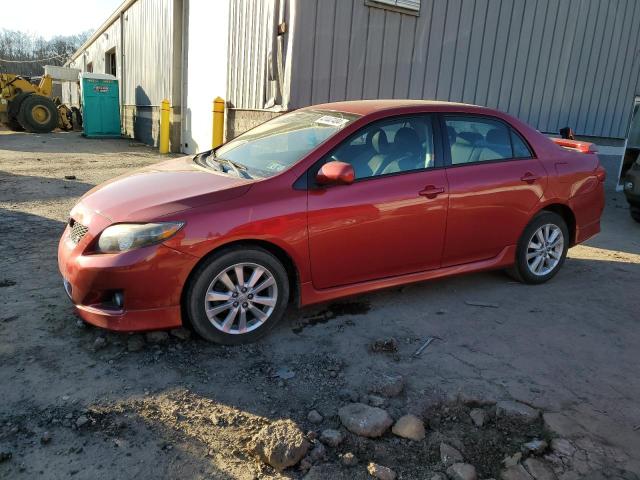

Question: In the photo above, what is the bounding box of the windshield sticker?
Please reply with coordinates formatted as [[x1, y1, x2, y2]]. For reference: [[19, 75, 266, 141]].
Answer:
[[267, 162, 286, 172], [315, 115, 349, 127]]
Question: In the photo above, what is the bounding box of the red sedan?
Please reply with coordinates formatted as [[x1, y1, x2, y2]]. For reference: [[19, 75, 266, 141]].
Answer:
[[58, 100, 605, 344]]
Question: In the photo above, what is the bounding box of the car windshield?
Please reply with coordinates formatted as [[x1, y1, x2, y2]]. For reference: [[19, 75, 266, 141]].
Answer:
[[205, 110, 360, 178]]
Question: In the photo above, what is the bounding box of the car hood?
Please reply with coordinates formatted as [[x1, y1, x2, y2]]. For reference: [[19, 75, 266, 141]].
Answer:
[[77, 155, 253, 222]]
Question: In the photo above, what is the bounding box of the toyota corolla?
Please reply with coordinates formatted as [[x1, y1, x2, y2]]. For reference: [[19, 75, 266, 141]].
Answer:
[[58, 100, 605, 344]]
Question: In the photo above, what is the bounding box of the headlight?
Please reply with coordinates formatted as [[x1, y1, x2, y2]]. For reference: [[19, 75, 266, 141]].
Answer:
[[96, 222, 184, 253], [624, 181, 634, 191]]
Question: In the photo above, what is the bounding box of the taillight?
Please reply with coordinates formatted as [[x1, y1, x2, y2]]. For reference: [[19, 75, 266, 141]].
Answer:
[[595, 165, 606, 183]]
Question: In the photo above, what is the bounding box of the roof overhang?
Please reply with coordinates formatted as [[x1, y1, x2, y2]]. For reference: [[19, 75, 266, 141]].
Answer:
[[65, 0, 138, 66]]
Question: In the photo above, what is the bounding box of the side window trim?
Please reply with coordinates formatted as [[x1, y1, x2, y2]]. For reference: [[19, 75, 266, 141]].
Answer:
[[305, 112, 444, 189], [440, 113, 535, 168]]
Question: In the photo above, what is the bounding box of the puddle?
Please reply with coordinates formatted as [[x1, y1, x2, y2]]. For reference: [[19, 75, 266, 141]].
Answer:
[[292, 301, 371, 334]]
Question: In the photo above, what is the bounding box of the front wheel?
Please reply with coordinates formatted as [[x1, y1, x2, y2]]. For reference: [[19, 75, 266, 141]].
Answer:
[[17, 95, 58, 133], [630, 206, 640, 223], [509, 211, 569, 284], [185, 247, 290, 344]]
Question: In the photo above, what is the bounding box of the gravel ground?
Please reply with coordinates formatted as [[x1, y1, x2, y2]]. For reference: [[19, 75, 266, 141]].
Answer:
[[1, 128, 639, 479]]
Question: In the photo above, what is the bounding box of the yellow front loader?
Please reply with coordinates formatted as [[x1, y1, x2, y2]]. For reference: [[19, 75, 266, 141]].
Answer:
[[0, 73, 59, 133]]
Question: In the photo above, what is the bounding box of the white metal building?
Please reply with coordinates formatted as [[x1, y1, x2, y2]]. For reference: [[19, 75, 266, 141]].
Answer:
[[64, 0, 231, 153]]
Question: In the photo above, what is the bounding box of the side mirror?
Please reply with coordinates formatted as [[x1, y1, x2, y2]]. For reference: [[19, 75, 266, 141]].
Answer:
[[316, 161, 355, 186]]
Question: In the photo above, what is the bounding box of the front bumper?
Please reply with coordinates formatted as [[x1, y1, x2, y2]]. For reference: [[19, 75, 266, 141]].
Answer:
[[57, 211, 198, 332]]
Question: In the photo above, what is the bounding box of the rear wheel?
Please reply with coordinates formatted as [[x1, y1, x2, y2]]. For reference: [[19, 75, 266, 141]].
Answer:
[[630, 206, 640, 223], [17, 95, 58, 133], [509, 211, 569, 284], [185, 247, 290, 344]]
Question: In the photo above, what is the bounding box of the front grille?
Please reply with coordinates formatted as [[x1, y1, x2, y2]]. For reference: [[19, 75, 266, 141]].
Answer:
[[68, 218, 88, 244]]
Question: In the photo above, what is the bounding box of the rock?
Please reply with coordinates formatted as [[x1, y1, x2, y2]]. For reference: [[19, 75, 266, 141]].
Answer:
[[275, 366, 295, 379], [299, 457, 313, 472], [470, 408, 487, 427], [64, 175, 77, 180], [550, 439, 576, 458], [369, 337, 398, 353], [367, 462, 397, 480], [391, 414, 425, 441], [145, 331, 169, 344], [340, 452, 358, 466], [40, 432, 52, 444], [247, 419, 309, 471], [447, 463, 478, 480], [169, 328, 191, 340], [500, 465, 534, 480], [338, 403, 393, 438], [430, 474, 447, 480], [75, 416, 89, 428], [307, 410, 323, 424], [320, 429, 344, 447], [338, 388, 359, 402], [127, 335, 145, 352], [309, 443, 326, 462], [503, 453, 522, 468], [496, 401, 540, 424], [440, 442, 464, 466], [93, 336, 108, 351], [369, 373, 405, 398], [522, 439, 548, 456], [367, 394, 387, 408], [523, 458, 557, 480]]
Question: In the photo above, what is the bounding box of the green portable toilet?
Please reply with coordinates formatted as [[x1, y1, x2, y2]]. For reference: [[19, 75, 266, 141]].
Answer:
[[80, 73, 121, 138]]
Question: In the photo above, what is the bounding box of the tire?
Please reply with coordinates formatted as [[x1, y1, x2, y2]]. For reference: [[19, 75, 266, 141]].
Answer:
[[17, 95, 58, 133], [185, 247, 290, 344], [630, 206, 640, 223], [5, 115, 24, 131], [508, 211, 569, 284]]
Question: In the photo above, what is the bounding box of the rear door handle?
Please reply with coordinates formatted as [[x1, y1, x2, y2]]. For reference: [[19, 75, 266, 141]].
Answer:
[[419, 186, 445, 198], [520, 172, 540, 183]]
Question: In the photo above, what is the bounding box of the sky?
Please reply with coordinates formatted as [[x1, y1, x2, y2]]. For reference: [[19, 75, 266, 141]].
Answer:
[[0, 0, 123, 39]]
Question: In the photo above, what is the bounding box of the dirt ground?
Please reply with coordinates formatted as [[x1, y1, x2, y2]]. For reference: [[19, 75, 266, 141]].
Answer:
[[1, 128, 639, 480]]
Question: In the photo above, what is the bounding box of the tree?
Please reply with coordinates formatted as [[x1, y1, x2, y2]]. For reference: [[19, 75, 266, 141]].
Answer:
[[0, 29, 91, 77]]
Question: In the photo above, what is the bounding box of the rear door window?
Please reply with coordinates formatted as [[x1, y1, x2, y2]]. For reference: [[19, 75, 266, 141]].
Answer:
[[444, 116, 530, 165]]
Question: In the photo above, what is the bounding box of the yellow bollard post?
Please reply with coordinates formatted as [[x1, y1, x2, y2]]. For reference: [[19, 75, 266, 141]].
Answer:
[[159, 99, 170, 154], [212, 97, 225, 149]]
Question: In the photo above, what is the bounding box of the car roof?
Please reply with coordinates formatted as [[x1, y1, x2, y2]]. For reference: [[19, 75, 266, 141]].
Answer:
[[307, 99, 489, 116]]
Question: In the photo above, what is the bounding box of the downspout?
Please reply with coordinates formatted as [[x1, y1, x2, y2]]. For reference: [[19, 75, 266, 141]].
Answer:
[[120, 11, 126, 135]]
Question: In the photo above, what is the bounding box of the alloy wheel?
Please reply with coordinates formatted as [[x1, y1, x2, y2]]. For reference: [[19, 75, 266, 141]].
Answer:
[[526, 224, 564, 276], [204, 262, 278, 334]]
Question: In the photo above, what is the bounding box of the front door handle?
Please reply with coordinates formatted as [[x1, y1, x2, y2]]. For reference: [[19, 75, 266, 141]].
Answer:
[[520, 172, 540, 183], [419, 185, 445, 198]]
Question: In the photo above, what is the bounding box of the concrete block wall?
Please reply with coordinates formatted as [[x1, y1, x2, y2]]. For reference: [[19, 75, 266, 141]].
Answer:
[[225, 109, 284, 141]]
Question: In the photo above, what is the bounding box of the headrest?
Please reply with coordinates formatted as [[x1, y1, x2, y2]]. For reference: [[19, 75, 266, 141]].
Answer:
[[447, 126, 457, 144], [486, 128, 509, 145], [394, 127, 421, 153], [458, 131, 483, 145], [369, 129, 389, 154]]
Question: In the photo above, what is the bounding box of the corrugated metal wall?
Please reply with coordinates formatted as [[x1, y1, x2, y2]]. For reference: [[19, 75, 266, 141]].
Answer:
[[227, 0, 295, 110], [227, 0, 271, 110], [66, 0, 174, 107], [121, 0, 174, 106], [290, 0, 640, 138]]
